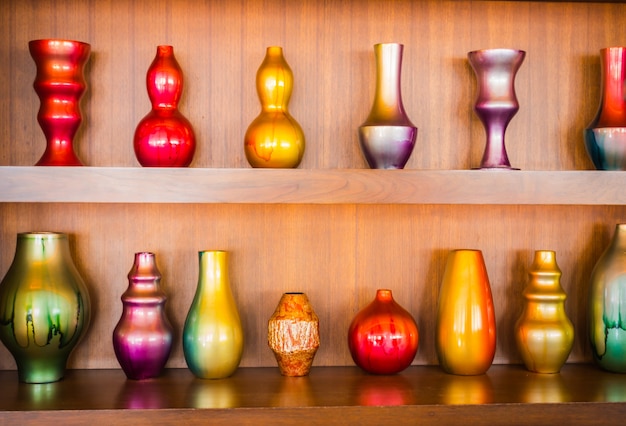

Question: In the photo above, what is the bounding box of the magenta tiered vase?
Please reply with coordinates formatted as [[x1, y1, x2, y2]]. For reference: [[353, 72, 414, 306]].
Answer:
[[113, 252, 173, 380], [134, 45, 196, 167], [29, 39, 91, 166]]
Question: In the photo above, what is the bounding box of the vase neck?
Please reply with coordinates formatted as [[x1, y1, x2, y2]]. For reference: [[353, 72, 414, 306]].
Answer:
[[124, 252, 165, 300], [594, 47, 626, 127], [609, 224, 626, 251], [363, 43, 414, 127], [256, 46, 293, 113], [14, 232, 71, 263], [147, 45, 183, 110], [197, 250, 230, 292]]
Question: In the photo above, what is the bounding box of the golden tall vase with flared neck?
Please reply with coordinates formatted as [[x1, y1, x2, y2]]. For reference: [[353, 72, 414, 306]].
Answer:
[[515, 250, 573, 373]]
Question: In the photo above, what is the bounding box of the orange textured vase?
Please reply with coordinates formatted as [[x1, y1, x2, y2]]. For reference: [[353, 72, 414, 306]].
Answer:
[[436, 249, 496, 375], [268, 292, 319, 376]]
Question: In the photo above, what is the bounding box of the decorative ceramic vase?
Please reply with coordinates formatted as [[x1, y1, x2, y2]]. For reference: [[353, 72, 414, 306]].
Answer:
[[29, 39, 91, 166], [589, 224, 626, 372], [113, 252, 173, 380], [436, 249, 496, 375], [0, 232, 91, 383], [348, 289, 419, 375], [183, 250, 243, 379], [244, 46, 305, 168], [584, 47, 626, 170], [134, 45, 196, 167], [358, 43, 417, 169], [268, 292, 320, 377], [515, 250, 574, 374], [468, 48, 525, 170]]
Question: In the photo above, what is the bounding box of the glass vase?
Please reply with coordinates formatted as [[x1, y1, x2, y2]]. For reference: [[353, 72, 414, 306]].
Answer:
[[589, 224, 626, 372], [183, 250, 243, 379], [0, 232, 91, 383], [29, 39, 91, 166], [436, 249, 496, 375], [244, 46, 305, 168], [515, 250, 573, 373], [113, 252, 173, 380], [134, 45, 196, 167], [348, 289, 419, 375], [584, 47, 626, 170], [468, 48, 525, 170], [358, 43, 417, 169], [268, 292, 320, 377]]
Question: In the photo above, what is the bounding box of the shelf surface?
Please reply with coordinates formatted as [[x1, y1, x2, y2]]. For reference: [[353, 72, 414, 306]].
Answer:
[[1, 364, 625, 425], [0, 167, 624, 205]]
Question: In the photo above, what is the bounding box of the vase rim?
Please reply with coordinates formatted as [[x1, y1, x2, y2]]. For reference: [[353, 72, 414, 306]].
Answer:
[[29, 39, 90, 48], [199, 249, 227, 254], [374, 42, 404, 47], [18, 231, 66, 238], [468, 48, 525, 56]]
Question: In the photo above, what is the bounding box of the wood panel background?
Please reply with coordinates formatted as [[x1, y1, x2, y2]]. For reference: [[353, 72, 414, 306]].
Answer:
[[2, 0, 626, 371]]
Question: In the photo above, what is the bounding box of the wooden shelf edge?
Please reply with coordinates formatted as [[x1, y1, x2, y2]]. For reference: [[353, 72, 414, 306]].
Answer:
[[0, 364, 624, 424], [0, 167, 624, 205]]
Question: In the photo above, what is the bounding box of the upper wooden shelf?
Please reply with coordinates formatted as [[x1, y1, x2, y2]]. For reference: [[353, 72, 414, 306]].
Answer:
[[1, 365, 625, 425], [0, 167, 624, 205]]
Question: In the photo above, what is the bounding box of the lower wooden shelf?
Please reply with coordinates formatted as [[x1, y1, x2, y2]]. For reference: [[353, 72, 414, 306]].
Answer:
[[1, 364, 625, 425]]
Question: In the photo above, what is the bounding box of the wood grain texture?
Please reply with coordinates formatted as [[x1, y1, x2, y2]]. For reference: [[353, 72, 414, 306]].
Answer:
[[1, 365, 625, 425]]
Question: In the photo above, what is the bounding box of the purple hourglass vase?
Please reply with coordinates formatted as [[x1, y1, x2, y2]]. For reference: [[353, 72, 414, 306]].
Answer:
[[113, 252, 173, 380], [468, 48, 525, 170]]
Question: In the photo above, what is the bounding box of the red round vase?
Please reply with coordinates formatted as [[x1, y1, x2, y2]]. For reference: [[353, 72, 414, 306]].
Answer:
[[134, 45, 196, 167], [348, 289, 419, 375], [29, 39, 91, 166]]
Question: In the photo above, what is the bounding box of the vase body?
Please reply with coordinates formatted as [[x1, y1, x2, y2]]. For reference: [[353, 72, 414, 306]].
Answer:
[[584, 47, 626, 170], [134, 45, 196, 167], [589, 224, 626, 372], [515, 250, 574, 374], [348, 289, 419, 375], [183, 250, 243, 379], [113, 252, 173, 380], [0, 232, 91, 383], [244, 46, 305, 168], [29, 39, 90, 166], [268, 292, 320, 376], [468, 48, 525, 170], [358, 43, 417, 169], [436, 249, 496, 375]]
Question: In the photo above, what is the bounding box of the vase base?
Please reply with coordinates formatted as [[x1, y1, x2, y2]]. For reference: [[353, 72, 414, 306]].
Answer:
[[472, 166, 520, 171]]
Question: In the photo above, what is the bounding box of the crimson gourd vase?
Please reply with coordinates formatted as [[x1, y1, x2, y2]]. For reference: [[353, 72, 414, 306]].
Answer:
[[358, 43, 417, 169], [348, 289, 419, 375], [113, 252, 173, 380], [134, 45, 196, 167], [468, 48, 525, 170], [0, 232, 91, 383], [584, 47, 626, 170], [268, 292, 320, 376], [29, 39, 91, 166]]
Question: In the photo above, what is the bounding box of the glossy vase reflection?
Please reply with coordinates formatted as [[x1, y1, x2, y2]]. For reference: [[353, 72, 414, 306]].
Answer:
[[436, 249, 496, 375], [268, 292, 320, 377], [113, 252, 173, 380], [584, 47, 626, 170], [358, 43, 417, 169], [348, 289, 419, 375], [29, 39, 91, 166], [468, 48, 525, 170], [244, 46, 305, 168], [183, 250, 243, 379], [589, 224, 626, 372], [0, 232, 91, 383], [515, 250, 574, 374], [134, 45, 196, 167]]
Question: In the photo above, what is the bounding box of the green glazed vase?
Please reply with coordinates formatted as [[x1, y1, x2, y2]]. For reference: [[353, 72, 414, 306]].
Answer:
[[183, 250, 243, 379], [0, 232, 91, 383], [589, 224, 626, 372]]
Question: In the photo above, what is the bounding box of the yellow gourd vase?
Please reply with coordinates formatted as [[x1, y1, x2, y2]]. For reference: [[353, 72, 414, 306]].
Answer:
[[244, 46, 305, 168]]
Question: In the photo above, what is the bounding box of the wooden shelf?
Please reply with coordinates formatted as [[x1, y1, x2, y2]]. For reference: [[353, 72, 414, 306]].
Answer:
[[0, 364, 624, 425], [0, 167, 625, 205]]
